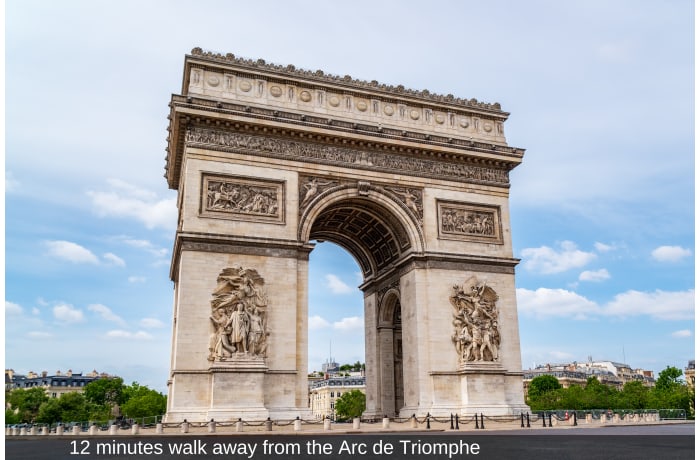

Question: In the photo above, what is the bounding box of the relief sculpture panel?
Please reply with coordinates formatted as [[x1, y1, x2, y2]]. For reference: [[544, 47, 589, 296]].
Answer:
[[437, 200, 502, 244], [450, 277, 501, 364], [201, 174, 285, 224], [208, 266, 269, 363]]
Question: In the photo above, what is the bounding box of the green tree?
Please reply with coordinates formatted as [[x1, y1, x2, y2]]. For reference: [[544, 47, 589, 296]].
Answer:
[[121, 386, 167, 419], [5, 408, 21, 425], [655, 367, 683, 392], [35, 392, 90, 424], [618, 381, 649, 409], [527, 375, 562, 401], [83, 377, 125, 406], [6, 387, 49, 422], [334, 390, 366, 420]]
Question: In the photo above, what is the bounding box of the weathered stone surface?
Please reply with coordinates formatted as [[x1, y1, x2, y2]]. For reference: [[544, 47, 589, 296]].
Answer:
[[164, 50, 528, 422]]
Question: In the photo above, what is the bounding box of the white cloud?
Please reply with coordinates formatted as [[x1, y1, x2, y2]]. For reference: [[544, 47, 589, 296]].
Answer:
[[27, 331, 53, 339], [605, 289, 694, 321], [6, 171, 19, 192], [333, 316, 364, 331], [594, 242, 615, 253], [140, 318, 165, 329], [548, 351, 575, 361], [671, 329, 692, 338], [128, 276, 147, 283], [121, 238, 169, 258], [106, 330, 153, 340], [309, 315, 330, 330], [6, 301, 23, 316], [518, 287, 695, 321], [88, 180, 176, 230], [579, 269, 610, 282], [88, 304, 125, 325], [53, 303, 84, 323], [516, 288, 600, 320], [31, 307, 40, 316], [325, 274, 353, 294], [651, 246, 691, 262], [521, 241, 596, 274], [103, 252, 126, 267], [45, 240, 99, 264]]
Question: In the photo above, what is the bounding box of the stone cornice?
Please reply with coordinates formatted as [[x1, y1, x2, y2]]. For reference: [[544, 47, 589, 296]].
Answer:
[[165, 96, 523, 190], [170, 232, 314, 281], [188, 47, 506, 114]]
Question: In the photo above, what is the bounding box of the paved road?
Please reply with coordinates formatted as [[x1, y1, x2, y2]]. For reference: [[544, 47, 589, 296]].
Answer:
[[6, 423, 694, 460]]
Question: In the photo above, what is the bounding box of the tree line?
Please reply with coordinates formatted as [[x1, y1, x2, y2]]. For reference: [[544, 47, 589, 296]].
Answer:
[[5, 378, 167, 425], [527, 366, 693, 416]]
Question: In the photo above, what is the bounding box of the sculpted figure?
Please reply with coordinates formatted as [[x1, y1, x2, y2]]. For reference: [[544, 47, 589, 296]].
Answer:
[[228, 302, 249, 353], [209, 266, 270, 362], [450, 277, 501, 363]]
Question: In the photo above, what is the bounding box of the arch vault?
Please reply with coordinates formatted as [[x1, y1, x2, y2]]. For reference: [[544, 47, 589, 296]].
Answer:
[[163, 48, 529, 421]]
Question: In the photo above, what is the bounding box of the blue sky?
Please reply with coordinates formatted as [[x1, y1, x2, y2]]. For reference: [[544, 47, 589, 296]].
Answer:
[[4, 0, 694, 393]]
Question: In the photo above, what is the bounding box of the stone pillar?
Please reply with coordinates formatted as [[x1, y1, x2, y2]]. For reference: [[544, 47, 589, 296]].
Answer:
[[382, 417, 390, 429], [323, 418, 331, 431], [72, 425, 80, 435], [131, 423, 140, 435], [235, 419, 243, 432], [56, 425, 65, 435], [293, 418, 301, 431], [181, 420, 189, 433], [156, 423, 163, 434], [88, 425, 98, 435], [208, 420, 216, 433], [109, 424, 117, 435], [30, 426, 38, 435], [352, 417, 360, 429]]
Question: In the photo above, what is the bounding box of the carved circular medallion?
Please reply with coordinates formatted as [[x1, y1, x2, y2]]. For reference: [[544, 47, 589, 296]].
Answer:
[[409, 109, 420, 120], [239, 80, 252, 92], [207, 75, 220, 87], [483, 122, 493, 133], [299, 91, 312, 102], [459, 118, 470, 128], [356, 100, 368, 112], [435, 113, 445, 124], [383, 105, 395, 116], [269, 85, 283, 97], [328, 95, 340, 107]]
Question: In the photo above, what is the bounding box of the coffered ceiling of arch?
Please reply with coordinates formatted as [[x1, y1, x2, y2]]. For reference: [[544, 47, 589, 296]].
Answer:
[[308, 200, 410, 277]]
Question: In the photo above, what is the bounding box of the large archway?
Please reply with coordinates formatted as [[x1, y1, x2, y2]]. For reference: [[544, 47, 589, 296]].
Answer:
[[163, 49, 529, 421]]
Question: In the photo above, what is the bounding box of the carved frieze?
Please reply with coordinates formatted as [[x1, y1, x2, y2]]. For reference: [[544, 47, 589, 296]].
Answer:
[[201, 173, 285, 224], [450, 277, 500, 364], [186, 127, 510, 187], [386, 187, 423, 225], [208, 266, 269, 363], [437, 200, 502, 244], [299, 176, 340, 210]]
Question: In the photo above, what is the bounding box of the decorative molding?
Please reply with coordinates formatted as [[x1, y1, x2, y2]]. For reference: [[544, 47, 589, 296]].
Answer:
[[186, 127, 510, 187], [437, 200, 503, 244], [189, 47, 505, 113], [201, 173, 285, 224]]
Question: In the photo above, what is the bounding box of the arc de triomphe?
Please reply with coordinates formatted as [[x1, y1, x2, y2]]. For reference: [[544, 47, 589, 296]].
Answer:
[[163, 48, 529, 421]]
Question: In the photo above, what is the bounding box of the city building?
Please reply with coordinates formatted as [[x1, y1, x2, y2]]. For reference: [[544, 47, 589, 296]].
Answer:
[[5, 369, 112, 398], [684, 360, 694, 391], [308, 376, 366, 420], [522, 359, 656, 398]]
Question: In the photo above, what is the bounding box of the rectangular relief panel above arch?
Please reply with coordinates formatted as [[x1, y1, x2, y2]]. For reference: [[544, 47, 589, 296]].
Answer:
[[436, 200, 503, 245], [200, 173, 286, 225]]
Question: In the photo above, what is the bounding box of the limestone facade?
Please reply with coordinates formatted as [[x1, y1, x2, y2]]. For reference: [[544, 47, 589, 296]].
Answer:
[[163, 48, 529, 421]]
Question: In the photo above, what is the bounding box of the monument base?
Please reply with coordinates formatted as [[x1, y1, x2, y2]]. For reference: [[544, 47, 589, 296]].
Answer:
[[207, 359, 269, 421]]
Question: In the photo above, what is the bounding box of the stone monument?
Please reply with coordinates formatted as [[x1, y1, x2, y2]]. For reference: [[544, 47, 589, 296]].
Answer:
[[163, 48, 529, 421]]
